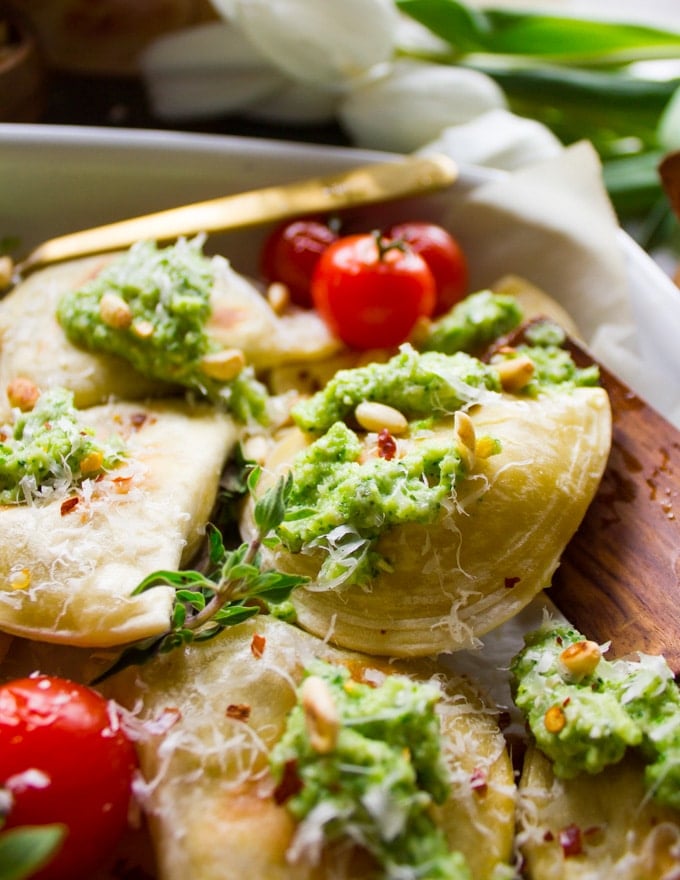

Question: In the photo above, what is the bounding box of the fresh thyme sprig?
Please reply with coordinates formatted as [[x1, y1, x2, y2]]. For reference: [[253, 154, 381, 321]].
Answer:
[[93, 469, 308, 683]]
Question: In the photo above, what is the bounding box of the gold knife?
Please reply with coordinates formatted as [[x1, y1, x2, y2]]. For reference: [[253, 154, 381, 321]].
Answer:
[[11, 153, 458, 280]]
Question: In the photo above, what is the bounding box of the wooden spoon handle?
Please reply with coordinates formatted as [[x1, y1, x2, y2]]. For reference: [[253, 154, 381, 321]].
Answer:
[[556, 336, 680, 673], [495, 320, 680, 673]]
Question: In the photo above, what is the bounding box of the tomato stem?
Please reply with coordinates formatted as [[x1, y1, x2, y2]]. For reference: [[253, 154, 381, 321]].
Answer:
[[372, 229, 409, 261]]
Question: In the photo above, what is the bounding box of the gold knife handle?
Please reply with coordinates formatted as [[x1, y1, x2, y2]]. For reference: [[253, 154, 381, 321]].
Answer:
[[17, 154, 458, 277]]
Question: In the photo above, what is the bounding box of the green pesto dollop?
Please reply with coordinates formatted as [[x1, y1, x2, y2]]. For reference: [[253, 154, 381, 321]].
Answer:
[[510, 622, 680, 809], [292, 344, 500, 434], [420, 289, 523, 355], [277, 421, 474, 586], [56, 239, 268, 423], [270, 660, 470, 880], [493, 322, 600, 396], [0, 388, 126, 504]]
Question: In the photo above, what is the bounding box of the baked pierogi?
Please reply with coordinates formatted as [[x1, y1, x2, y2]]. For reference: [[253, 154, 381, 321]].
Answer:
[[107, 616, 516, 880], [0, 394, 237, 647], [0, 240, 341, 418], [243, 344, 611, 656]]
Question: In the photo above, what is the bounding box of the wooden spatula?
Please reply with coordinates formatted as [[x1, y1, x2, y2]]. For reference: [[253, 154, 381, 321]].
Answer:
[[503, 322, 680, 674]]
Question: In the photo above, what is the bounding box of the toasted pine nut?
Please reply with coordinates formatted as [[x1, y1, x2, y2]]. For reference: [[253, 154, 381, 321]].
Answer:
[[0, 255, 14, 290], [8, 568, 31, 590], [544, 705, 566, 734], [559, 640, 601, 678], [495, 355, 535, 392], [99, 292, 133, 329], [301, 675, 339, 754], [454, 411, 476, 454], [6, 377, 40, 412], [355, 401, 408, 435], [80, 450, 104, 476], [266, 282, 290, 314], [132, 320, 155, 339], [199, 348, 246, 382]]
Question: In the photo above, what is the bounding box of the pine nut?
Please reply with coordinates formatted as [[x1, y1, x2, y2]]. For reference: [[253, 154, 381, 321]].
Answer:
[[266, 282, 290, 314], [301, 675, 339, 754], [495, 354, 535, 392], [132, 320, 155, 339], [8, 568, 31, 590], [559, 640, 601, 679], [6, 377, 40, 412], [99, 292, 133, 329], [544, 705, 566, 734], [0, 255, 14, 290], [199, 348, 246, 382], [355, 401, 408, 435], [454, 411, 476, 454]]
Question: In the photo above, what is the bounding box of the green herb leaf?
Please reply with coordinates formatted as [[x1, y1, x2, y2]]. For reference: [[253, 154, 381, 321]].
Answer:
[[0, 825, 66, 880], [132, 569, 215, 595], [397, 0, 680, 62], [92, 471, 308, 683], [253, 472, 294, 534]]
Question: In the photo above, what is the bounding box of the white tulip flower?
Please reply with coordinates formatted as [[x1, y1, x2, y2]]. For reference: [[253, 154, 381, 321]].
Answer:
[[140, 21, 285, 120], [229, 0, 399, 88], [338, 60, 507, 153]]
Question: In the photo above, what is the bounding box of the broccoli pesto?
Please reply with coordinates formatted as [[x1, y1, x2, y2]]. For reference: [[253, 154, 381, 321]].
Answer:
[[0, 387, 126, 504], [270, 660, 470, 880], [56, 239, 268, 423], [419, 289, 523, 355], [291, 344, 501, 434], [511, 622, 680, 809], [277, 420, 480, 586]]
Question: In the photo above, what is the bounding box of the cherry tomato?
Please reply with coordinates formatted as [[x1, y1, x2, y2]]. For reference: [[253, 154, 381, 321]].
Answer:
[[311, 232, 436, 350], [260, 217, 339, 308], [384, 221, 468, 316], [0, 675, 138, 880]]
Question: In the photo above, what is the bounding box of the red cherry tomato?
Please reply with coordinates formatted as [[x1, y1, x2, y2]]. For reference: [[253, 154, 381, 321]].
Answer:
[[260, 217, 339, 308], [311, 232, 436, 350], [0, 675, 138, 880], [384, 221, 468, 316]]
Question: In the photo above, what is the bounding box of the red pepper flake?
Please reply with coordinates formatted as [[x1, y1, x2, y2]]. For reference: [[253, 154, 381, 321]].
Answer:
[[273, 759, 303, 805], [469, 767, 488, 796], [226, 703, 251, 721], [377, 428, 397, 461], [130, 412, 148, 429], [559, 824, 583, 857], [504, 576, 521, 589], [543, 830, 554, 843], [60, 496, 80, 516], [251, 632, 266, 658]]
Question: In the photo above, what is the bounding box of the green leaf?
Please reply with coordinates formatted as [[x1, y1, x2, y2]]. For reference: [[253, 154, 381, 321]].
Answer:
[[397, 0, 680, 62], [175, 589, 208, 611], [172, 603, 187, 628], [0, 825, 66, 880], [132, 569, 215, 595], [211, 605, 260, 625], [602, 150, 666, 217], [253, 473, 293, 535], [244, 571, 309, 603], [206, 523, 226, 566]]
